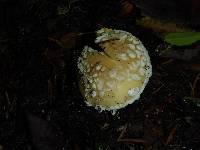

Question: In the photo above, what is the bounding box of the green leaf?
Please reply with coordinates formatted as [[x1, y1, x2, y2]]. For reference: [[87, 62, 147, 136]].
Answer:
[[164, 32, 200, 46]]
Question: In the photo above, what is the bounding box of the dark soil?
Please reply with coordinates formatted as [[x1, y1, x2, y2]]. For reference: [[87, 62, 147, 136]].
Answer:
[[0, 0, 200, 150]]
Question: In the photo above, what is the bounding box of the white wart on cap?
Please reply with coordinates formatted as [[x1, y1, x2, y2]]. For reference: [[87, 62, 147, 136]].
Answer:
[[78, 28, 152, 111]]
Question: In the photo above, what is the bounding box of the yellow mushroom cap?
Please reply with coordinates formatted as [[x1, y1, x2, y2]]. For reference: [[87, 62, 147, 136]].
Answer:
[[77, 28, 152, 111]]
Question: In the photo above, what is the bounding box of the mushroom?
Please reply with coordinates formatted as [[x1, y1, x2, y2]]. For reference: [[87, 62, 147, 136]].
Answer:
[[77, 28, 152, 111]]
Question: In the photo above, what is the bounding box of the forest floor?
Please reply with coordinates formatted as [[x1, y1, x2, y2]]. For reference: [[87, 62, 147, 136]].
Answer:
[[0, 0, 200, 150]]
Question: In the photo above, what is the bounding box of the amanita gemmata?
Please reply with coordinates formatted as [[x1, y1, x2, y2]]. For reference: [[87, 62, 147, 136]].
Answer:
[[78, 28, 152, 112]]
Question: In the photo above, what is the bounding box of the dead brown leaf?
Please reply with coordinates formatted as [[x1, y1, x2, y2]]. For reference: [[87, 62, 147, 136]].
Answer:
[[121, 0, 135, 17], [48, 32, 79, 49]]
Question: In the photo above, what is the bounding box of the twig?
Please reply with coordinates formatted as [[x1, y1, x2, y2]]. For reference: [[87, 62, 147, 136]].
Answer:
[[78, 32, 94, 36], [184, 97, 200, 101], [161, 59, 174, 65], [167, 144, 182, 148], [191, 73, 200, 97], [5, 91, 10, 105], [117, 123, 148, 144], [48, 79, 54, 106], [152, 83, 164, 94], [117, 123, 127, 141], [164, 127, 177, 145], [118, 138, 148, 144]]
